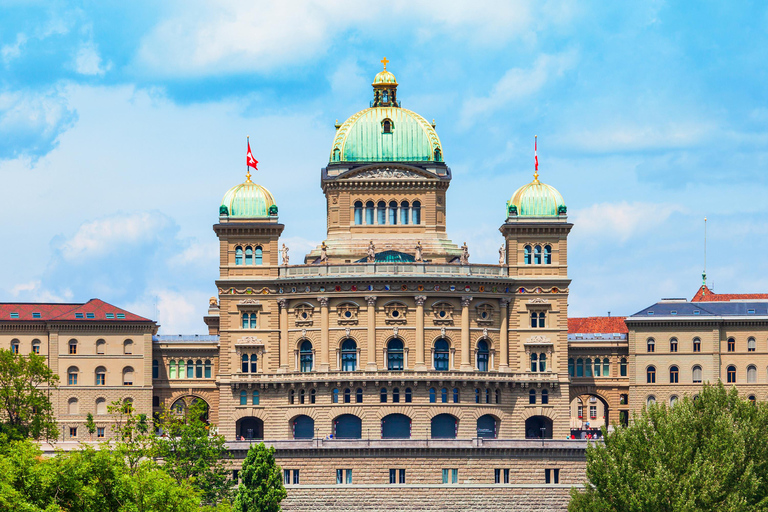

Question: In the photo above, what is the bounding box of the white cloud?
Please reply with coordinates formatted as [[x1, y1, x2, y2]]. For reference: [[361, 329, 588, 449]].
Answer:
[[1, 32, 27, 64], [460, 51, 578, 124], [177, 240, 218, 267], [74, 41, 111, 76], [10, 280, 73, 302], [571, 201, 684, 243], [58, 211, 175, 260], [557, 121, 716, 153]]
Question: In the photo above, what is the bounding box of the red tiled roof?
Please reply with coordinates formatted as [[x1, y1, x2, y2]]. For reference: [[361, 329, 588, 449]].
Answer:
[[692, 285, 768, 302], [0, 299, 152, 322], [568, 316, 628, 334]]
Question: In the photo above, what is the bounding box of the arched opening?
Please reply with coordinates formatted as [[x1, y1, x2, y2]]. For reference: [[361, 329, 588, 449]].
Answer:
[[431, 414, 458, 439], [236, 417, 264, 440], [245, 246, 253, 264], [354, 201, 363, 225], [400, 200, 409, 225], [171, 397, 210, 423], [68, 397, 79, 415], [524, 245, 532, 265], [477, 340, 489, 371], [254, 246, 263, 265], [333, 414, 362, 439], [381, 414, 411, 439], [569, 393, 610, 435], [412, 201, 421, 224], [525, 416, 552, 439], [476, 414, 497, 439], [365, 201, 375, 224], [377, 201, 386, 224], [388, 201, 398, 225], [300, 340, 313, 372], [341, 338, 357, 371], [387, 338, 404, 370], [292, 415, 314, 439], [434, 338, 449, 371]]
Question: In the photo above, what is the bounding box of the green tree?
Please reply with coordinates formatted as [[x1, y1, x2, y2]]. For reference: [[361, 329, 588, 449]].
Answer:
[[154, 400, 234, 505], [569, 383, 768, 512], [85, 412, 96, 441], [107, 399, 153, 473], [233, 443, 286, 512], [0, 349, 58, 441]]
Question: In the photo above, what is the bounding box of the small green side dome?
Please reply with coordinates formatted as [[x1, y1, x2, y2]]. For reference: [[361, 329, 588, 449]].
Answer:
[[221, 179, 277, 218], [507, 178, 565, 217], [330, 107, 443, 163]]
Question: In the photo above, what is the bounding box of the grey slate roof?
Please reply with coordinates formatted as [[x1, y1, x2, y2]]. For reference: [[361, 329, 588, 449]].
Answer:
[[628, 300, 768, 319]]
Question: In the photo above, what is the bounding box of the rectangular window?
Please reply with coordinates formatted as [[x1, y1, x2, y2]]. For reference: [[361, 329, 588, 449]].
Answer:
[[554, 469, 560, 484], [442, 469, 449, 484], [68, 374, 77, 385], [504, 469, 510, 483], [69, 344, 77, 355], [233, 470, 239, 482], [75, 313, 84, 319], [117, 313, 125, 319], [284, 470, 291, 485], [577, 405, 583, 419], [97, 427, 105, 438], [32, 344, 40, 354], [10, 312, 19, 319], [545, 469, 550, 484], [494, 469, 501, 484], [32, 312, 41, 318], [399, 469, 405, 484], [11, 344, 19, 354], [293, 470, 300, 485], [545, 469, 560, 484], [96, 374, 105, 386], [590, 405, 597, 419], [106, 313, 114, 319], [390, 469, 397, 484], [452, 469, 458, 484], [69, 427, 77, 438], [336, 469, 352, 484], [86, 313, 95, 319]]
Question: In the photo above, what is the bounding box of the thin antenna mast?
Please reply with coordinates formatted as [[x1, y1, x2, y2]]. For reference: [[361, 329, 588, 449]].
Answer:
[[702, 217, 707, 287]]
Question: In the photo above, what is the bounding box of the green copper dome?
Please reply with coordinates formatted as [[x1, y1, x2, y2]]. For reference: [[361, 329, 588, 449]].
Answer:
[[221, 178, 277, 218], [330, 107, 443, 163], [507, 177, 566, 217]]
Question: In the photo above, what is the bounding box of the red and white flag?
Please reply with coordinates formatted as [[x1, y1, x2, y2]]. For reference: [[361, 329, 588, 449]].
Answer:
[[246, 139, 258, 170], [534, 135, 538, 172]]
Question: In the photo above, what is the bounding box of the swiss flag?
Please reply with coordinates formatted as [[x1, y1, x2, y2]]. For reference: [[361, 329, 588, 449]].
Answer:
[[246, 140, 258, 170]]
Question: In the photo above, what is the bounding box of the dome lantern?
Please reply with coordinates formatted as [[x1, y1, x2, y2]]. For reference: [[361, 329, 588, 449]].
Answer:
[[220, 173, 278, 219], [506, 137, 566, 218]]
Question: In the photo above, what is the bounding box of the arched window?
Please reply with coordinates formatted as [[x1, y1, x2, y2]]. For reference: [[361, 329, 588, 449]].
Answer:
[[576, 358, 584, 377], [392, 387, 400, 403], [620, 358, 627, 377], [356, 388, 363, 403], [334, 415, 362, 439], [68, 398, 78, 415], [152, 360, 159, 379], [453, 388, 460, 403], [748, 337, 756, 352], [670, 395, 678, 407], [727, 365, 736, 383], [441, 387, 448, 403], [235, 246, 243, 265], [429, 388, 436, 403], [477, 340, 489, 371], [389, 201, 398, 225], [533, 246, 542, 265], [692, 365, 702, 383], [603, 358, 610, 376], [341, 339, 357, 371], [252, 390, 260, 405], [119, 339, 132, 355], [529, 389, 536, 404], [354, 201, 363, 225], [204, 360, 212, 378], [96, 339, 105, 354], [31, 339, 40, 355], [239, 390, 247, 405], [400, 201, 409, 225], [530, 353, 538, 372], [382, 414, 411, 439], [245, 246, 253, 265], [332, 388, 339, 403], [343, 388, 351, 403], [728, 338, 735, 352], [10, 340, 19, 354], [404, 387, 412, 403], [530, 311, 545, 328], [524, 245, 532, 265], [69, 339, 77, 355], [748, 395, 756, 405], [299, 389, 305, 404], [365, 201, 374, 224], [647, 396, 656, 407], [387, 338, 404, 371], [250, 354, 258, 373], [412, 201, 421, 225], [495, 388, 501, 404], [585, 358, 593, 377], [477, 415, 497, 439], [541, 389, 549, 404], [95, 366, 106, 385], [67, 366, 78, 386], [539, 353, 547, 372], [310, 388, 316, 404], [434, 339, 449, 371], [382, 90, 389, 102], [475, 388, 481, 403], [123, 367, 134, 386], [293, 415, 314, 439], [380, 388, 387, 403], [485, 388, 491, 404], [254, 247, 263, 265], [241, 354, 249, 373], [196, 360, 203, 378], [646, 366, 656, 384], [383, 119, 392, 133], [96, 398, 106, 415], [568, 358, 574, 377], [693, 337, 701, 352], [289, 390, 295, 404], [543, 245, 552, 264], [300, 341, 313, 372], [647, 338, 655, 352], [747, 365, 757, 383], [670, 338, 678, 352], [431, 414, 457, 439], [377, 201, 386, 224], [186, 359, 194, 378], [670, 365, 679, 383], [593, 358, 600, 377]]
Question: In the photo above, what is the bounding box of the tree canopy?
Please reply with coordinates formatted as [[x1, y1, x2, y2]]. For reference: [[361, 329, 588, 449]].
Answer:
[[0, 349, 58, 441], [233, 443, 286, 512], [569, 383, 768, 512]]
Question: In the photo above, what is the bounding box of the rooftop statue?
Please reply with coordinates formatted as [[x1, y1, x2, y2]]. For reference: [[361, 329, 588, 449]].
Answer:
[[281, 244, 289, 266]]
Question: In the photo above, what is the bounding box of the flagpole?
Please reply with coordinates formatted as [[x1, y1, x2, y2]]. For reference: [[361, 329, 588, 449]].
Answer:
[[246, 135, 251, 182]]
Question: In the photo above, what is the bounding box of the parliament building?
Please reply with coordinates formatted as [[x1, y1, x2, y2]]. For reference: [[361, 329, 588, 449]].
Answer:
[[2, 62, 767, 511]]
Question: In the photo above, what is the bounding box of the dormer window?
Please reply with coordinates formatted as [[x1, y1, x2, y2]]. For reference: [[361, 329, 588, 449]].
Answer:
[[382, 119, 392, 133]]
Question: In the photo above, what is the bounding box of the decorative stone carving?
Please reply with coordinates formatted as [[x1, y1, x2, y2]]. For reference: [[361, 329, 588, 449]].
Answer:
[[277, 298, 287, 309], [345, 327, 351, 337], [499, 245, 505, 266], [393, 327, 399, 336], [209, 296, 218, 307], [440, 327, 446, 337], [460, 296, 473, 308], [365, 295, 377, 306], [319, 242, 328, 263], [414, 295, 427, 306], [301, 329, 307, 337], [528, 298, 549, 304], [415, 241, 423, 262], [460, 243, 469, 265], [281, 244, 289, 266], [483, 328, 488, 338], [238, 299, 261, 305], [236, 336, 264, 346], [350, 168, 426, 180], [367, 241, 375, 263], [317, 297, 329, 308], [527, 335, 551, 344], [499, 297, 511, 307]]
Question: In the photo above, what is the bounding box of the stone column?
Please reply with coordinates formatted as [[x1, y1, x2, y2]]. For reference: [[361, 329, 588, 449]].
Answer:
[[278, 299, 289, 373], [365, 296, 377, 370], [318, 297, 330, 372], [414, 295, 427, 371], [460, 295, 473, 371], [498, 298, 510, 372]]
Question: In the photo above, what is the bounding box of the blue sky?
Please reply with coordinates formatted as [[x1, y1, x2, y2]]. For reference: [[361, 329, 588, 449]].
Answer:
[[2, 1, 767, 333]]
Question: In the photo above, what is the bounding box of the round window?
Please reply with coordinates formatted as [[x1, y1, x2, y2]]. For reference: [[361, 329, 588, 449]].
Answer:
[[481, 311, 488, 319], [344, 311, 352, 318], [301, 312, 308, 319], [392, 310, 400, 318], [439, 310, 446, 318]]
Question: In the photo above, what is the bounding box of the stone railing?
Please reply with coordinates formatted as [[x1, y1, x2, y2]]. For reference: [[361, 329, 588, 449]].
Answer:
[[279, 263, 508, 279]]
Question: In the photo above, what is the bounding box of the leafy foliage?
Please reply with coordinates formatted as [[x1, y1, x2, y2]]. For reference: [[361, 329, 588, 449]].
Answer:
[[233, 443, 286, 512], [0, 349, 58, 441], [569, 383, 768, 512]]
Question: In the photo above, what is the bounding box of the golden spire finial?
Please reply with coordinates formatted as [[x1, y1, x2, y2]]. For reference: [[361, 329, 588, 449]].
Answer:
[[533, 134, 539, 182], [381, 57, 389, 70]]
